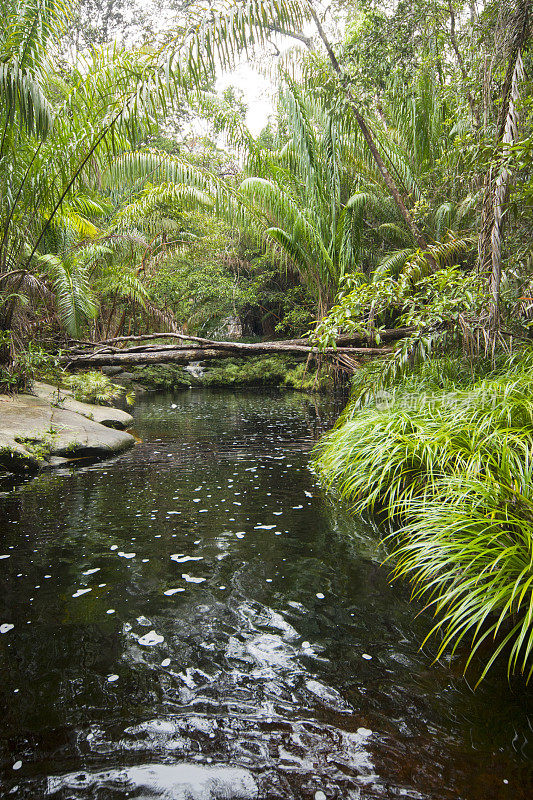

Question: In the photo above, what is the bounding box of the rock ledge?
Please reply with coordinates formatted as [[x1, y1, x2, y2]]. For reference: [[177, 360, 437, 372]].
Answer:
[[0, 383, 135, 473]]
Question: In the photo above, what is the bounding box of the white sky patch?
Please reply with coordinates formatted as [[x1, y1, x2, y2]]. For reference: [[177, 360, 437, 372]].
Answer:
[[216, 64, 274, 136]]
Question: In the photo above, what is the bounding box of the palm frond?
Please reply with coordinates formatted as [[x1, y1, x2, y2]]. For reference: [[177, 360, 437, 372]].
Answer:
[[38, 252, 96, 335]]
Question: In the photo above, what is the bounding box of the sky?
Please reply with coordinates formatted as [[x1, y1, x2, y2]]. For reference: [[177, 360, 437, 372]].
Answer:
[[216, 63, 276, 136], [118, 0, 333, 138]]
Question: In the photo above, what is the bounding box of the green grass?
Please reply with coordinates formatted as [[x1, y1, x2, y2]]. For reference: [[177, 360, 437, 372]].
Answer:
[[314, 349, 533, 683], [392, 472, 533, 683]]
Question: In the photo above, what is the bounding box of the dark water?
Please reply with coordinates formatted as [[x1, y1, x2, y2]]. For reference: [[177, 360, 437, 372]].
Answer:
[[0, 390, 533, 800]]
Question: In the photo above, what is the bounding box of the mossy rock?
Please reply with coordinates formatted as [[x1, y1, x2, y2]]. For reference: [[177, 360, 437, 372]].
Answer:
[[0, 442, 41, 472], [0, 392, 135, 474], [130, 364, 193, 391], [14, 434, 54, 462], [201, 357, 281, 387], [282, 362, 332, 392]]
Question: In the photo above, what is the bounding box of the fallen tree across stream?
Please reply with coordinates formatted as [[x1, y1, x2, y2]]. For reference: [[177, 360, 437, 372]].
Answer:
[[57, 329, 412, 369]]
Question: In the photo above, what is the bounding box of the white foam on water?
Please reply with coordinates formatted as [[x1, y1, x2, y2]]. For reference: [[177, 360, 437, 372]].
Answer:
[[138, 631, 164, 646], [0, 623, 14, 633], [182, 574, 206, 583]]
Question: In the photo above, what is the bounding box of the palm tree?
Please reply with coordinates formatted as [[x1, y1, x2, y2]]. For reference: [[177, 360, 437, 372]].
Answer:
[[234, 83, 387, 317], [0, 0, 489, 360], [0, 0, 193, 376]]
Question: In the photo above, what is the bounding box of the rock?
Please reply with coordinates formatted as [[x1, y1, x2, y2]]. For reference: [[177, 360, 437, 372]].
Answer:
[[0, 392, 135, 473], [101, 366, 124, 376], [130, 382, 148, 395], [33, 383, 133, 430], [112, 372, 136, 386], [212, 316, 242, 338], [0, 430, 41, 471], [184, 361, 205, 379], [46, 763, 259, 799]]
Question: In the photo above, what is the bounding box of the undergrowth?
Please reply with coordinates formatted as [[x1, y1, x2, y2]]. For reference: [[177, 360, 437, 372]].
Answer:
[[314, 348, 533, 684], [63, 371, 124, 405], [202, 356, 331, 391], [131, 364, 193, 391]]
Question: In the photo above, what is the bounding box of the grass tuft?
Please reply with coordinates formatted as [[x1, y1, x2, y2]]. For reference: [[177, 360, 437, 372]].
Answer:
[[314, 349, 533, 683]]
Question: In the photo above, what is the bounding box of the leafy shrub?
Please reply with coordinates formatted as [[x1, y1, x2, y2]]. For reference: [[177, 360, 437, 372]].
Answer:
[[201, 356, 327, 390], [314, 349, 533, 682], [63, 371, 124, 405], [201, 356, 329, 392], [348, 353, 504, 409], [202, 356, 291, 387], [392, 472, 533, 684], [283, 362, 332, 392], [0, 340, 60, 394]]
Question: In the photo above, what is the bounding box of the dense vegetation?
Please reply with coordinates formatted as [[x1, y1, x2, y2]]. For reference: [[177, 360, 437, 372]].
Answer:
[[1, 0, 532, 682]]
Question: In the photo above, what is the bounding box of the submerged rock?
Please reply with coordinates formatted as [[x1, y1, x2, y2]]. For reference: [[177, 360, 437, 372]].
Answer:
[[46, 762, 259, 799]]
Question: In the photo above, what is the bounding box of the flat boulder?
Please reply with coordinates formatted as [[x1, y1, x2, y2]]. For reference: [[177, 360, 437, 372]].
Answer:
[[32, 382, 134, 430], [0, 391, 135, 472]]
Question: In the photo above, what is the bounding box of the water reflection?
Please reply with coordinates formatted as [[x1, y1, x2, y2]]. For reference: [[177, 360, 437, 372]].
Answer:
[[0, 390, 532, 798]]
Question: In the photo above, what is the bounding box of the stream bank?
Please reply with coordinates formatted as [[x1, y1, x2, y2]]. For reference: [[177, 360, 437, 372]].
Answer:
[[103, 355, 333, 395], [0, 356, 332, 476]]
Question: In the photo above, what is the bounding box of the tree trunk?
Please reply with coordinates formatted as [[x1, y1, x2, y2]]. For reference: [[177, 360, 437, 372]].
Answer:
[[490, 52, 525, 327], [59, 336, 397, 368], [60, 327, 414, 350], [478, 1, 529, 328], [308, 4, 434, 262]]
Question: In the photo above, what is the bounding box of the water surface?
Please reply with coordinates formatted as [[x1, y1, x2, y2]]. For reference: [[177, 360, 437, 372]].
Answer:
[[0, 390, 532, 799]]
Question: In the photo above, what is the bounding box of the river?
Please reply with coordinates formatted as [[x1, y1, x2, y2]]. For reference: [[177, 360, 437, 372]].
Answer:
[[0, 389, 532, 799]]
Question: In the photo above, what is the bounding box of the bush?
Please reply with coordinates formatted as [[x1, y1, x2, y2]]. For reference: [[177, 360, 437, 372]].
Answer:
[[202, 356, 289, 387], [314, 349, 533, 683], [0, 340, 60, 394], [283, 362, 332, 392], [131, 364, 192, 391], [63, 371, 124, 405], [202, 356, 329, 391], [392, 472, 533, 683]]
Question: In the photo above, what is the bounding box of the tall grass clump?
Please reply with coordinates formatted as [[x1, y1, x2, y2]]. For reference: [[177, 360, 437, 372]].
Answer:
[[314, 350, 533, 683]]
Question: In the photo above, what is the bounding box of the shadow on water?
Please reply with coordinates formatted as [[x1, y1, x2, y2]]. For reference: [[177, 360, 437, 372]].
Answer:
[[0, 389, 532, 799]]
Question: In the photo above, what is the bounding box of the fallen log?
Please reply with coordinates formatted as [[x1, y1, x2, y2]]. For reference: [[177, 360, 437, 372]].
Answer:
[[61, 343, 393, 368], [61, 327, 414, 350]]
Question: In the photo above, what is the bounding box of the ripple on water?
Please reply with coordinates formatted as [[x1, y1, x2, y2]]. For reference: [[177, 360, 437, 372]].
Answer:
[[46, 764, 259, 799]]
